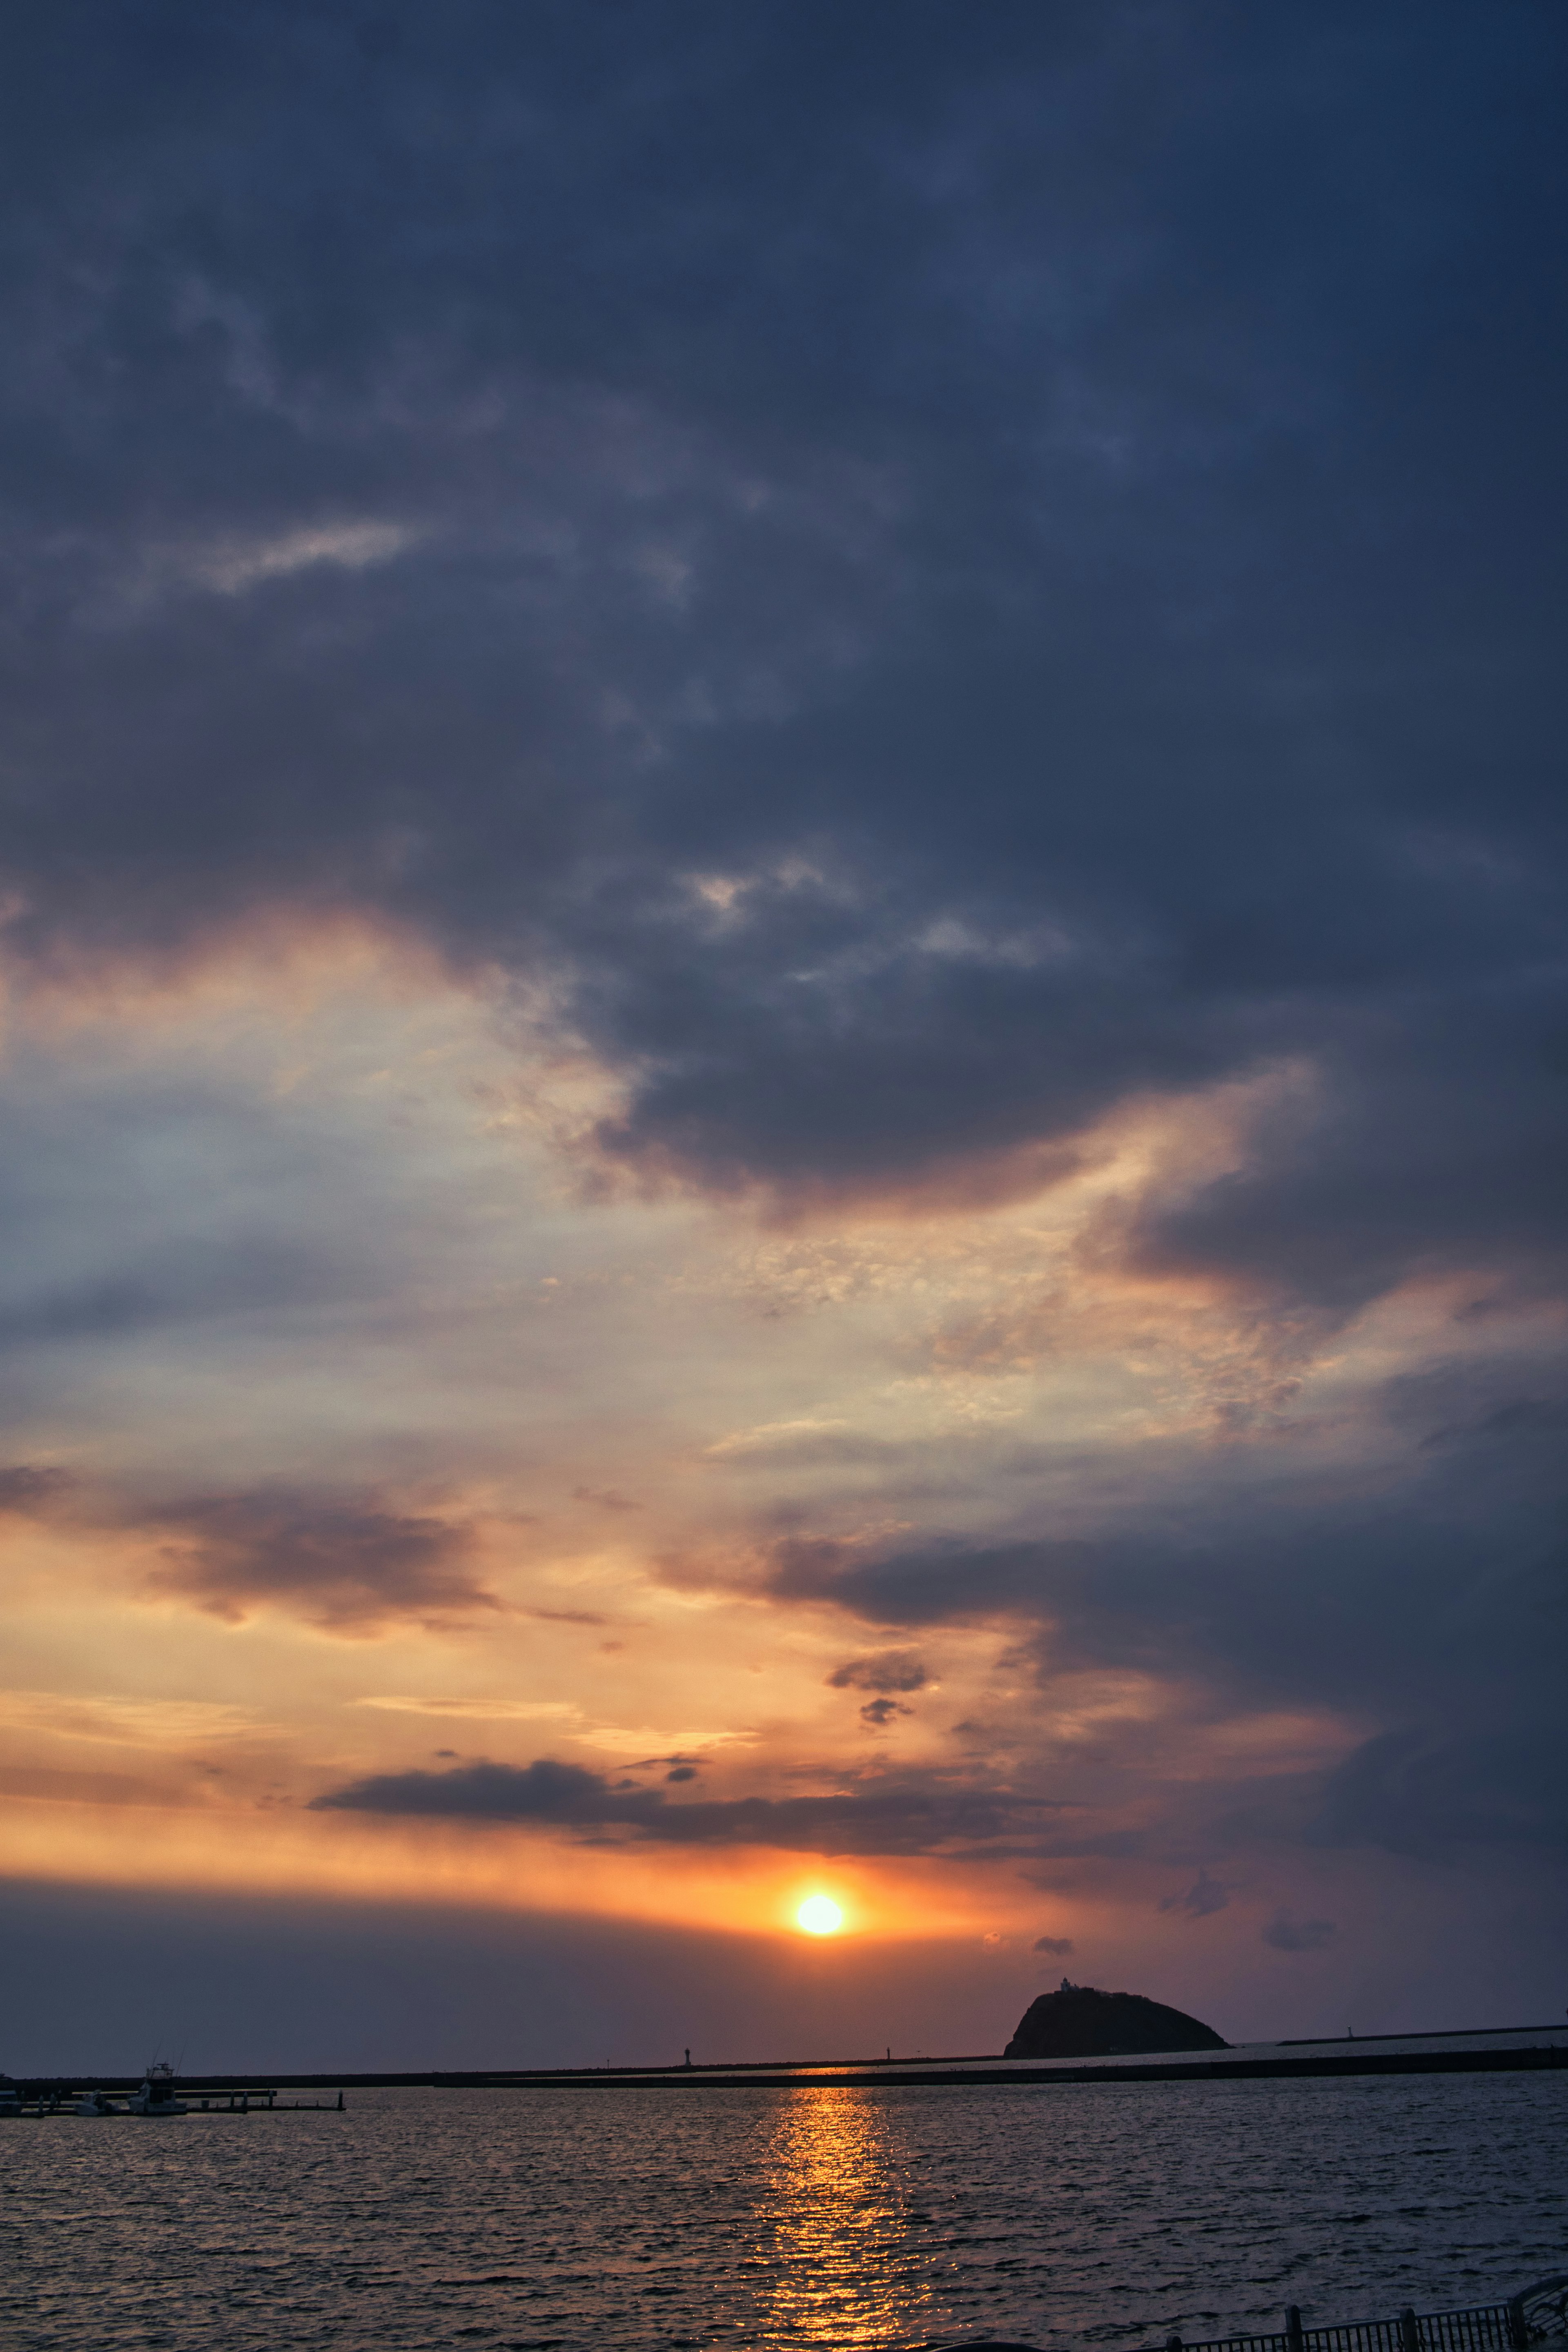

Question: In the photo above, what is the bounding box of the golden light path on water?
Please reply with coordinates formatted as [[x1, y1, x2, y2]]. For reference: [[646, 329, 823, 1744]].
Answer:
[[760, 2089, 931, 2348]]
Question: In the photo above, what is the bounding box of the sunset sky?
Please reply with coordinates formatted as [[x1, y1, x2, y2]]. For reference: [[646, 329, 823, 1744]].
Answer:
[[2, 2, 1565, 2074]]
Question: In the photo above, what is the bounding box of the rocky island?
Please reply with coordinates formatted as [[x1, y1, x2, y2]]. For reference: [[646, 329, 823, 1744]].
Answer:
[[1005, 1978, 1227, 2059]]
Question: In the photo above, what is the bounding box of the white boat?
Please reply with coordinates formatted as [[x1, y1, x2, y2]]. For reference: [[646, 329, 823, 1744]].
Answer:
[[127, 2062, 186, 2117], [0, 2077, 19, 2117], [74, 2089, 116, 2116]]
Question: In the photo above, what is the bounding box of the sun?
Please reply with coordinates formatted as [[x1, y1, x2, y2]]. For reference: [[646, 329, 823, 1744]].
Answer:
[[796, 1895, 844, 1936]]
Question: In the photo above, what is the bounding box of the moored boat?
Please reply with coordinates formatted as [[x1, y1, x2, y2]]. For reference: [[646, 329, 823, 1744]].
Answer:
[[127, 2062, 186, 2117]]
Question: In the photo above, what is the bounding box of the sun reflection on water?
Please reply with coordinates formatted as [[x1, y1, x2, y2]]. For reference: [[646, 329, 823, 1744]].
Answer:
[[757, 2089, 931, 2348]]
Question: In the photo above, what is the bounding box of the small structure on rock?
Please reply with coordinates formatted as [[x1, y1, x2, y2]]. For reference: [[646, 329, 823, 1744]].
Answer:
[[1005, 1978, 1227, 2059]]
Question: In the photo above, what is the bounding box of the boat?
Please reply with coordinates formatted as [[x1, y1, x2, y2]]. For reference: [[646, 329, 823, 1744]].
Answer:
[[127, 2062, 186, 2117], [0, 2076, 19, 2117], [74, 2089, 116, 2116]]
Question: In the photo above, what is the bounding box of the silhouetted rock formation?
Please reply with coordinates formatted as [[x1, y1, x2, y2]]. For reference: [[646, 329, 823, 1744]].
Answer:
[[1004, 1979, 1227, 2059]]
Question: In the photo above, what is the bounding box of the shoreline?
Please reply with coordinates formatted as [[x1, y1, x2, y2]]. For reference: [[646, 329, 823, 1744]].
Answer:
[[15, 2032, 1568, 2102]]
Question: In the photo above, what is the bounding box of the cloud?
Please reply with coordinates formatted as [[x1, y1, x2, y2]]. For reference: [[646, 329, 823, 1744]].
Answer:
[[0, 1465, 75, 1513], [0, 1241, 381, 1361], [701, 1414, 1568, 1889], [311, 1755, 1076, 1858], [826, 1653, 929, 1694], [1310, 1727, 1568, 1859], [765, 1475, 1568, 1740], [573, 1725, 750, 1757], [825, 1657, 928, 1734], [140, 1491, 501, 1631], [0, 1456, 508, 1635], [858, 1697, 912, 1731], [1033, 1935, 1075, 1957], [1262, 1911, 1337, 1953], [1417, 1395, 1568, 1454], [1159, 1870, 1230, 1919], [354, 1697, 580, 1722], [706, 1420, 855, 1461], [182, 520, 419, 598], [0, 0, 1556, 1323], [0, 1689, 264, 1748]]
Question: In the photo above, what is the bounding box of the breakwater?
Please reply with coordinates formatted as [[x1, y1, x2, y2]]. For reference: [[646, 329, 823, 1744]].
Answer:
[[17, 2031, 1567, 2103]]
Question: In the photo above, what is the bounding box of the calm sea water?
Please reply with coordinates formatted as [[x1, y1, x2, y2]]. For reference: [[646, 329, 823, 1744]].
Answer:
[[6, 2074, 1566, 2351]]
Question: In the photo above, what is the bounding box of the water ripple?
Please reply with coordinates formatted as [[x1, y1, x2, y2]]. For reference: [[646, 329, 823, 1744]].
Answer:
[[5, 2074, 1565, 2350]]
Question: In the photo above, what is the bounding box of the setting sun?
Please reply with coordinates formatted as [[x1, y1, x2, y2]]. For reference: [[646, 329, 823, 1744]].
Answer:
[[796, 1895, 844, 1936]]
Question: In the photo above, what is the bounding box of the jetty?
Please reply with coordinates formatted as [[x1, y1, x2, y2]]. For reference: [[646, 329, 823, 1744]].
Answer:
[[3, 2066, 345, 2118]]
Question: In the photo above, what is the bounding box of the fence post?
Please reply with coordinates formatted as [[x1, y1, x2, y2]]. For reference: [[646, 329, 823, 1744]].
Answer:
[[1507, 2300, 1529, 2352], [1400, 2309, 1421, 2352], [1287, 2309, 1305, 2352]]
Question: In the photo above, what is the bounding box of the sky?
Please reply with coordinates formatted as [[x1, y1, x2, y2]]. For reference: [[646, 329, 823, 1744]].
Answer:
[[1, 1, 1566, 2076]]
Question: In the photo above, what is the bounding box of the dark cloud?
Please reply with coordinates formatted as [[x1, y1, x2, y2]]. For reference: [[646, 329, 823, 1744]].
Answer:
[[767, 1442, 1568, 1725], [1417, 1396, 1568, 1455], [312, 1754, 1076, 1858], [141, 1490, 500, 1631], [1160, 1871, 1230, 1920], [1033, 1935, 1074, 1957], [0, 1463, 74, 1512], [0, 1, 1556, 1315], [1123, 1034, 1568, 1315], [760, 1440, 1568, 1878], [1262, 1912, 1337, 1953], [858, 1697, 912, 1731], [0, 1244, 359, 1354], [825, 1657, 927, 1733], [826, 1653, 928, 1694], [1309, 1727, 1568, 1860]]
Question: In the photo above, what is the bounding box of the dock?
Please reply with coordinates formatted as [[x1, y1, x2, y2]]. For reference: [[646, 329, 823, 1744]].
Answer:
[[4, 2084, 344, 2118]]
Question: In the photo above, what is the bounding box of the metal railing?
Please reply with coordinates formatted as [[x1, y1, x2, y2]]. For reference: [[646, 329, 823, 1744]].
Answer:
[[930, 2278, 1568, 2352], [1141, 2276, 1568, 2352]]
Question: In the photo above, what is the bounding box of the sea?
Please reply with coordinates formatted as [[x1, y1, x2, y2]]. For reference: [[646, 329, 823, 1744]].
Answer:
[[6, 2062, 1566, 2351]]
